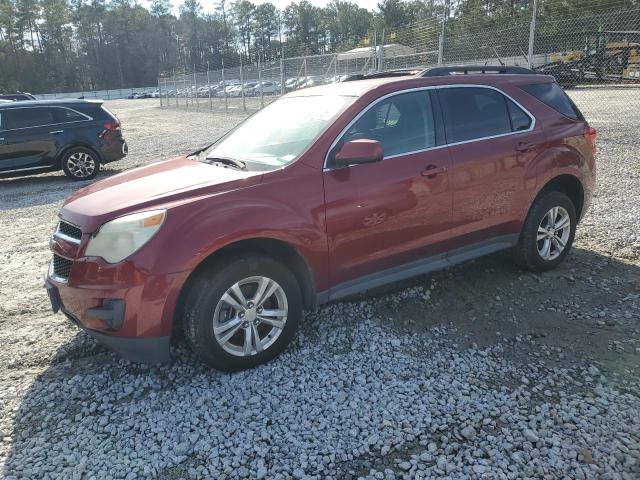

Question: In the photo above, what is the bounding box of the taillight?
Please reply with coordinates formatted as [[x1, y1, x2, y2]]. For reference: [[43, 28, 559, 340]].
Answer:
[[99, 120, 121, 138], [585, 125, 597, 156]]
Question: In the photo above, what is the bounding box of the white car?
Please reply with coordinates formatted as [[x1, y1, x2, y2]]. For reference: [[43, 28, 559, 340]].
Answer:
[[215, 84, 241, 98], [249, 81, 279, 96]]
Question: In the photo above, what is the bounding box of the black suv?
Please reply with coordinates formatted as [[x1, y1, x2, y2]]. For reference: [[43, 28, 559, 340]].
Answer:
[[0, 100, 127, 181]]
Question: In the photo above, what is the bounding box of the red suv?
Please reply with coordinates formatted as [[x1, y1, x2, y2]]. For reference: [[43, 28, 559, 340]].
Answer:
[[45, 67, 596, 371]]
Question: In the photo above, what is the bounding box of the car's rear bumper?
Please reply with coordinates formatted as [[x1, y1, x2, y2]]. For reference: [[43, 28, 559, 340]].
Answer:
[[100, 136, 128, 163]]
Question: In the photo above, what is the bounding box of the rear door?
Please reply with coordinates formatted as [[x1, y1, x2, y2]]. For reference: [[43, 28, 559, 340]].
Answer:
[[436, 86, 537, 249], [0, 107, 60, 172]]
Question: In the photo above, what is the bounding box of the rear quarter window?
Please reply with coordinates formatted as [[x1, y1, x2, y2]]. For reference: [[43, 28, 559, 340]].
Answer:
[[520, 82, 584, 120]]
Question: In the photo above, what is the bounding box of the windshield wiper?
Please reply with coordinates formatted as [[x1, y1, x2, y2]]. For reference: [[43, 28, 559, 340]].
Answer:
[[203, 156, 247, 171]]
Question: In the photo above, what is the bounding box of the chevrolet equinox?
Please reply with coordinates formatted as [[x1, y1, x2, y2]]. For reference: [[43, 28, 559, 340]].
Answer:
[[45, 66, 596, 371]]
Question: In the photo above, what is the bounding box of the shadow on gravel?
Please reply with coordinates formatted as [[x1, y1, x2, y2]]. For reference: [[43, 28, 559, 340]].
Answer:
[[2, 247, 639, 479], [347, 246, 640, 364], [0, 169, 126, 210]]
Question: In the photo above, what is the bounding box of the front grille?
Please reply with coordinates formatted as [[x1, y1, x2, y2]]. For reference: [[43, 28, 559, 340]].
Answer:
[[52, 254, 73, 280], [57, 221, 82, 241]]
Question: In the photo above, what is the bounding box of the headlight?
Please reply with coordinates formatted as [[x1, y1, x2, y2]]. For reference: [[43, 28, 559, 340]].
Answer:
[[84, 210, 166, 263]]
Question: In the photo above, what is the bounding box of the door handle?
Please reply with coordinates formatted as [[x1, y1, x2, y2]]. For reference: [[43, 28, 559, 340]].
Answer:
[[421, 164, 447, 178], [516, 141, 532, 152], [49, 130, 64, 134]]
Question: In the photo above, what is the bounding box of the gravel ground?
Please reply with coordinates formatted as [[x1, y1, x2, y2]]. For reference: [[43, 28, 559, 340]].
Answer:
[[1, 90, 639, 479]]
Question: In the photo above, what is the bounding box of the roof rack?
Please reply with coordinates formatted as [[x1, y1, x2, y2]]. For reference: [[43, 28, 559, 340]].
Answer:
[[418, 65, 536, 77], [343, 68, 423, 82]]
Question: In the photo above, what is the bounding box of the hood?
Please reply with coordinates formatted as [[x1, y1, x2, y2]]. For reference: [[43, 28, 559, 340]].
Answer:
[[61, 156, 263, 232]]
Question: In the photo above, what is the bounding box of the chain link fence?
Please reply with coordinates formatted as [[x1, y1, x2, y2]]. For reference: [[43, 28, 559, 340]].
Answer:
[[157, 50, 379, 113], [159, 1, 640, 113]]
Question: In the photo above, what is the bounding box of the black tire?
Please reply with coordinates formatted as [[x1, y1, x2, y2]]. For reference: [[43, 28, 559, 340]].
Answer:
[[61, 147, 100, 181], [183, 256, 302, 371], [513, 191, 577, 272]]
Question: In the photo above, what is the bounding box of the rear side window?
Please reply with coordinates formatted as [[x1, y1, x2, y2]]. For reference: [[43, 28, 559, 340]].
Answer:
[[5, 107, 55, 129], [438, 87, 513, 143], [53, 107, 88, 123], [520, 82, 584, 120], [344, 91, 436, 157], [100, 105, 118, 121], [507, 99, 532, 131]]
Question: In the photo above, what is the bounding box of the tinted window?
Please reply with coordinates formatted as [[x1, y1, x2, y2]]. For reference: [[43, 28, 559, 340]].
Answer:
[[53, 107, 87, 123], [344, 91, 435, 157], [6, 107, 55, 129], [438, 87, 512, 143], [507, 98, 532, 131], [521, 82, 584, 120]]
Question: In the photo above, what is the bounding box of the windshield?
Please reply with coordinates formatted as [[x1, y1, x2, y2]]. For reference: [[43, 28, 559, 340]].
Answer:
[[204, 95, 355, 167]]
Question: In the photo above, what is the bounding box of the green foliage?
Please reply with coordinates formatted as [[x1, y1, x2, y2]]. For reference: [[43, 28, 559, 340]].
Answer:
[[0, 0, 637, 93]]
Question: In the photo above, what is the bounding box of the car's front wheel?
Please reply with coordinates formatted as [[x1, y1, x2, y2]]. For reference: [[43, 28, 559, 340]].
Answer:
[[61, 147, 100, 181], [513, 190, 577, 272], [183, 256, 302, 371]]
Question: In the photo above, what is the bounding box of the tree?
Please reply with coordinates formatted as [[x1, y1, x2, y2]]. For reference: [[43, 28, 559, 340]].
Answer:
[[233, 0, 255, 60]]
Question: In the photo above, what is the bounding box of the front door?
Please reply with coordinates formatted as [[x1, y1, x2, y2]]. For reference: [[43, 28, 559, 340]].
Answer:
[[324, 89, 452, 291]]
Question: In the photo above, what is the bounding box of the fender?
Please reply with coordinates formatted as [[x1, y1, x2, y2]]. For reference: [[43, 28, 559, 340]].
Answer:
[[140, 166, 329, 335], [521, 142, 591, 221]]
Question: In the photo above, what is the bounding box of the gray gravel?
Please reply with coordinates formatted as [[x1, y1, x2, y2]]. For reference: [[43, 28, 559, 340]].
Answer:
[[1, 91, 639, 479]]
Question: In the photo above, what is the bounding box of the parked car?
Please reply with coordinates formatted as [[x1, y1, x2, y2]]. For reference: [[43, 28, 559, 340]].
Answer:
[[0, 92, 36, 101], [215, 84, 240, 97], [45, 67, 596, 370], [284, 77, 299, 91], [226, 84, 245, 98], [299, 75, 325, 88], [248, 81, 279, 96], [0, 99, 127, 180]]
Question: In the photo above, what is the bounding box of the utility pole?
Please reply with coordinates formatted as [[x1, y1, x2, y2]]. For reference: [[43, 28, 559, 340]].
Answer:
[[438, 0, 450, 66], [528, 0, 539, 69]]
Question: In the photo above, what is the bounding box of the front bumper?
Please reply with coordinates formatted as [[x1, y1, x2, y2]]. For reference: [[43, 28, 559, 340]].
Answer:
[[45, 278, 171, 363], [46, 226, 187, 364]]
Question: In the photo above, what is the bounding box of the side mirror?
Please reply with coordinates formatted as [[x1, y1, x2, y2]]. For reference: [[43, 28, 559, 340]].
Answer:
[[331, 139, 383, 168]]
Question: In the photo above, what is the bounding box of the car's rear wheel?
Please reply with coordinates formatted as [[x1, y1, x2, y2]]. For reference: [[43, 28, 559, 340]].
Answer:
[[183, 256, 302, 371], [513, 191, 577, 272], [62, 147, 100, 181]]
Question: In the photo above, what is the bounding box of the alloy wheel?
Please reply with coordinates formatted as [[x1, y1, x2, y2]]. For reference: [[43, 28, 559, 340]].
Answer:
[[537, 206, 571, 261], [212, 276, 288, 357], [66, 152, 96, 178]]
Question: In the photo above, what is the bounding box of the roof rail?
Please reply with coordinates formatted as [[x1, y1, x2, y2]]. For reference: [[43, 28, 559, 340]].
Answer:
[[343, 68, 423, 82], [418, 65, 536, 77]]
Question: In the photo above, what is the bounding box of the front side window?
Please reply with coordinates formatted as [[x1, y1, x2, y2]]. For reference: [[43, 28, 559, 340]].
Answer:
[[204, 94, 355, 167], [6, 107, 55, 129], [343, 91, 436, 157], [438, 87, 513, 143]]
